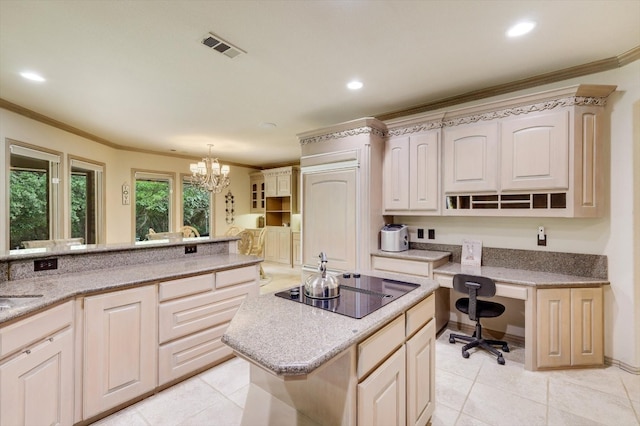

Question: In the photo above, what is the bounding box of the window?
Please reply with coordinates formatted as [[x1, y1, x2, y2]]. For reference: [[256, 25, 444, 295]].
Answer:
[[8, 143, 61, 249], [134, 171, 174, 241], [69, 158, 104, 244], [182, 177, 212, 237]]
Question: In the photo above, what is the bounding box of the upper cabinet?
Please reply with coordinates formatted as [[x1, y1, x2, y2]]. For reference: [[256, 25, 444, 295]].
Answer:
[[249, 172, 265, 213], [383, 84, 616, 218], [263, 166, 298, 198], [384, 123, 441, 214]]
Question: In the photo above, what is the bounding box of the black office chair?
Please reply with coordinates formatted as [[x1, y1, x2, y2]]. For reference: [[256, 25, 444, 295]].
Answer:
[[448, 274, 510, 365]]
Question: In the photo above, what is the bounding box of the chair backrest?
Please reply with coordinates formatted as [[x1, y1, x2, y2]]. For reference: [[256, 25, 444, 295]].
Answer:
[[253, 227, 267, 257], [452, 274, 496, 297], [236, 230, 254, 255], [180, 225, 200, 238], [225, 226, 243, 236]]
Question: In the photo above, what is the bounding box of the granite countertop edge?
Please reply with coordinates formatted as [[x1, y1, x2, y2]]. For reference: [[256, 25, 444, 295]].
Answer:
[[433, 262, 610, 286], [222, 270, 439, 377], [372, 249, 451, 262], [0, 254, 262, 324]]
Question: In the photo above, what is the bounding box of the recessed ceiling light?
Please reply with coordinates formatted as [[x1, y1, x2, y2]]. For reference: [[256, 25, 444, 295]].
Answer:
[[347, 80, 363, 90], [259, 122, 277, 129], [20, 71, 46, 82], [506, 21, 536, 37]]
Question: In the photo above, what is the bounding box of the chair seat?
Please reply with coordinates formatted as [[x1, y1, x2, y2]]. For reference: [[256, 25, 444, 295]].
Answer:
[[455, 298, 505, 318]]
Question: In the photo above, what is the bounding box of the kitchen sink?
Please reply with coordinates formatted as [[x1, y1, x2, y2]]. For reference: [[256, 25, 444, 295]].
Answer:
[[0, 295, 44, 311]]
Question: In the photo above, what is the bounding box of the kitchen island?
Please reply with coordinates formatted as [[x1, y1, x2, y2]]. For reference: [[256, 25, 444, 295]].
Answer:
[[222, 271, 439, 426]]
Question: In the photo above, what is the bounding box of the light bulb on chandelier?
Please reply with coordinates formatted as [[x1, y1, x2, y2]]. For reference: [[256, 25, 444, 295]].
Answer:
[[189, 144, 230, 193]]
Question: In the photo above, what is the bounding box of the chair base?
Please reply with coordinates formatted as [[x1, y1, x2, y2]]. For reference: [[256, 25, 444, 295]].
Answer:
[[449, 323, 509, 365]]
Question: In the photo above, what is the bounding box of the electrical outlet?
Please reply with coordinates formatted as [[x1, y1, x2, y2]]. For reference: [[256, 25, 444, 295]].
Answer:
[[417, 228, 424, 239], [185, 245, 198, 254], [428, 229, 435, 239], [537, 226, 547, 246], [34, 258, 58, 271]]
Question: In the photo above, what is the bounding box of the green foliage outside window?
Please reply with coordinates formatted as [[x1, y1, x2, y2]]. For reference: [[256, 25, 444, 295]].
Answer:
[[135, 180, 170, 241], [70, 173, 87, 240], [183, 182, 210, 236], [9, 170, 48, 249]]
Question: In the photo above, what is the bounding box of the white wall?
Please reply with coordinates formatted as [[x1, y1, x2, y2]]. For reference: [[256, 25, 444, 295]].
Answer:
[[0, 108, 259, 248], [397, 59, 640, 370]]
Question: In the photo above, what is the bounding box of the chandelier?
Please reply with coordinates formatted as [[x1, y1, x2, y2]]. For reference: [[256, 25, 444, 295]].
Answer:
[[189, 144, 230, 193]]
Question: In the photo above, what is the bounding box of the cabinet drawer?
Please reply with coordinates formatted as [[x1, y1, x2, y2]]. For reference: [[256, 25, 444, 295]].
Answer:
[[159, 273, 214, 302], [158, 323, 233, 385], [216, 266, 257, 289], [371, 256, 430, 277], [0, 301, 73, 358], [159, 283, 253, 343], [406, 295, 435, 338], [357, 315, 404, 379]]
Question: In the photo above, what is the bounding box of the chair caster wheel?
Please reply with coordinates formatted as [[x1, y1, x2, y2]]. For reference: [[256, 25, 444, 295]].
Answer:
[[497, 356, 505, 365], [462, 350, 470, 358], [449, 337, 456, 344], [502, 345, 510, 352]]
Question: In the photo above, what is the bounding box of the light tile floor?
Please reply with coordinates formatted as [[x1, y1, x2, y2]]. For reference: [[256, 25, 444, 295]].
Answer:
[[93, 263, 640, 426]]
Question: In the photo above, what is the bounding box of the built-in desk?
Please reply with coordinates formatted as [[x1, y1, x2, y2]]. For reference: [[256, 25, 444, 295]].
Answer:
[[433, 263, 609, 370]]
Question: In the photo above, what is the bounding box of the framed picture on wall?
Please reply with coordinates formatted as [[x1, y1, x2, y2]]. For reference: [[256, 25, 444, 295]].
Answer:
[[461, 239, 482, 267]]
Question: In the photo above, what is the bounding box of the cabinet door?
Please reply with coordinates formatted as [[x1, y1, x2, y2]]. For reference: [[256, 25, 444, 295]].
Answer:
[[571, 287, 603, 366], [501, 111, 569, 191], [84, 285, 157, 419], [302, 169, 357, 271], [292, 233, 301, 266], [409, 132, 439, 211], [357, 345, 406, 426], [536, 288, 571, 368], [264, 227, 291, 265], [443, 123, 498, 193], [250, 175, 265, 214], [264, 174, 277, 197], [406, 320, 435, 426], [0, 328, 74, 426], [384, 136, 410, 211], [276, 174, 292, 196]]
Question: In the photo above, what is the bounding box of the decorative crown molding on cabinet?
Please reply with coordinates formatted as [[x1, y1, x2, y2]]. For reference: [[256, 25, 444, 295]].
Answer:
[[297, 117, 387, 145]]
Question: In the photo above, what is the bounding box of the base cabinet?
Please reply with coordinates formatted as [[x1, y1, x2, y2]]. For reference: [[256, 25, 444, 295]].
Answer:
[[264, 226, 292, 265], [83, 285, 157, 419], [536, 287, 603, 368], [0, 302, 74, 426], [406, 320, 436, 426]]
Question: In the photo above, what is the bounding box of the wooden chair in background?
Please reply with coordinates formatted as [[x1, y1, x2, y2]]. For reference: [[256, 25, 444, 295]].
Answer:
[[180, 226, 200, 238]]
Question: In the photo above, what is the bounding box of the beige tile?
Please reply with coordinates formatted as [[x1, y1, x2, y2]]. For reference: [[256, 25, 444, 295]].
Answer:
[[632, 400, 640, 422], [548, 379, 637, 426], [199, 357, 250, 397], [437, 337, 485, 380], [178, 395, 243, 426], [431, 403, 460, 426], [619, 369, 640, 402], [547, 406, 607, 426], [456, 413, 492, 426], [475, 357, 548, 404], [463, 382, 546, 426], [136, 377, 227, 425], [436, 369, 475, 411], [228, 384, 250, 409], [547, 366, 628, 400], [90, 404, 149, 426]]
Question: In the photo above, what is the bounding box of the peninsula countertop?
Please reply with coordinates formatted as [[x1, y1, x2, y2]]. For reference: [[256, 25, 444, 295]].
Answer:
[[222, 270, 439, 377], [0, 253, 261, 324], [372, 249, 451, 262]]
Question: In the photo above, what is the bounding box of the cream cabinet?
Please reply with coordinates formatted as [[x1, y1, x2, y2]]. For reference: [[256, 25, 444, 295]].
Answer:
[[406, 318, 436, 426], [500, 110, 569, 191], [158, 267, 257, 385], [536, 287, 603, 368], [249, 172, 265, 213], [264, 226, 292, 265], [292, 232, 301, 266], [384, 131, 440, 214], [0, 301, 74, 426], [443, 122, 499, 194], [83, 285, 157, 419], [263, 166, 298, 198]]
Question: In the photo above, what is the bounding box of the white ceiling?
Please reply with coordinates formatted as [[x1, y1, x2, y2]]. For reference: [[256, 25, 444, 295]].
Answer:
[[1, 1, 638, 168]]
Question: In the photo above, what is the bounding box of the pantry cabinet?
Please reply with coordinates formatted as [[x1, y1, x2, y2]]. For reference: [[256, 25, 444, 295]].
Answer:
[[83, 285, 157, 419], [383, 130, 440, 214], [536, 287, 603, 368], [0, 301, 74, 426]]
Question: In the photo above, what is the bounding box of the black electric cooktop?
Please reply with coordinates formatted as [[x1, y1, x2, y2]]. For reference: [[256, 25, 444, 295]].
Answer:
[[274, 273, 419, 319]]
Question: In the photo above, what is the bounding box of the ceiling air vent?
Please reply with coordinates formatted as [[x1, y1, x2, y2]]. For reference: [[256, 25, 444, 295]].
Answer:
[[201, 32, 245, 59]]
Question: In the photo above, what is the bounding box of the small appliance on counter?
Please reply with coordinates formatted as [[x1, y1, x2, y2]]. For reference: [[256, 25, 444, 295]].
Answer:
[[380, 224, 409, 252]]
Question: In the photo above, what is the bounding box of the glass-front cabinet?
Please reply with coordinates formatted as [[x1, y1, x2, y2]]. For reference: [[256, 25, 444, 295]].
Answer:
[[249, 172, 265, 214]]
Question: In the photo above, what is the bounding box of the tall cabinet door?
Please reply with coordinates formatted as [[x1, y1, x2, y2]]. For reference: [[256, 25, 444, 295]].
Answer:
[[302, 168, 357, 271], [409, 132, 439, 211], [501, 110, 569, 191], [0, 328, 74, 426], [406, 320, 435, 426], [357, 345, 406, 426], [384, 136, 410, 210], [536, 288, 571, 368], [571, 287, 603, 366], [83, 285, 157, 419], [443, 123, 498, 193]]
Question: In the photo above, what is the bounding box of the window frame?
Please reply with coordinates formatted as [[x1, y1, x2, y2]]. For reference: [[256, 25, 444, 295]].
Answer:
[[132, 169, 175, 242], [180, 173, 214, 237], [68, 155, 105, 245]]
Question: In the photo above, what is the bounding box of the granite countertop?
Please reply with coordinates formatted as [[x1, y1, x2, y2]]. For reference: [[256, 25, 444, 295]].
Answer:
[[373, 249, 451, 262], [0, 254, 261, 324], [222, 270, 438, 377], [433, 262, 609, 287]]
